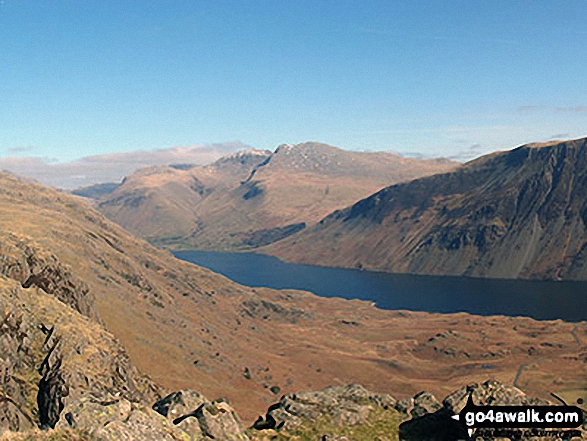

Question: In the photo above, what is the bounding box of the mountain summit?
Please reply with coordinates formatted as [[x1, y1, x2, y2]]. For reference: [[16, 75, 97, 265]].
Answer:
[[93, 142, 456, 250], [265, 138, 587, 280]]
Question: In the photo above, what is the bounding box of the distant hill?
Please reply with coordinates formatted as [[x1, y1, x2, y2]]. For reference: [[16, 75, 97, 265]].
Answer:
[[264, 138, 587, 281], [95, 142, 457, 250]]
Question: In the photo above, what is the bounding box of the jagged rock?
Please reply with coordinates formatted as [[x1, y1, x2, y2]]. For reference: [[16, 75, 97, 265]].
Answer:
[[410, 391, 442, 418], [0, 283, 45, 434], [443, 380, 549, 414], [196, 400, 249, 440], [0, 276, 159, 435], [395, 397, 415, 414], [371, 393, 397, 410], [0, 234, 98, 320], [152, 390, 207, 438]]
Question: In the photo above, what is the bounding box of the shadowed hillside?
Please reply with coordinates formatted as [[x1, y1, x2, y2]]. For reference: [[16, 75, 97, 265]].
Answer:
[[265, 138, 587, 281]]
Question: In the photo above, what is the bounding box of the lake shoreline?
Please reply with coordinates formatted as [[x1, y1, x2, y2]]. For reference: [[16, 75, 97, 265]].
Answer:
[[174, 250, 587, 322]]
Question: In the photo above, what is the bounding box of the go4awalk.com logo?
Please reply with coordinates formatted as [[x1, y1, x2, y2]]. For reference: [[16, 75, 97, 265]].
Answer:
[[451, 394, 584, 438]]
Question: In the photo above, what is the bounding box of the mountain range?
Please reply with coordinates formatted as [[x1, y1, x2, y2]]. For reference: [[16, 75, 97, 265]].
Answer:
[[265, 138, 587, 280], [87, 142, 457, 250]]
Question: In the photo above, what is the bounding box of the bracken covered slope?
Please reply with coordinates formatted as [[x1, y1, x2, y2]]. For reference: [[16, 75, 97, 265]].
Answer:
[[94, 142, 457, 250], [1, 169, 586, 426], [265, 138, 587, 280]]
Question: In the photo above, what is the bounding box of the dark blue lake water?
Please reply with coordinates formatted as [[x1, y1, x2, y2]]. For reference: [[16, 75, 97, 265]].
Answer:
[[174, 250, 587, 322]]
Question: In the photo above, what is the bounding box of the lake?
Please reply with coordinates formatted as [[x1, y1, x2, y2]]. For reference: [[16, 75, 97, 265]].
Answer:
[[174, 250, 587, 322]]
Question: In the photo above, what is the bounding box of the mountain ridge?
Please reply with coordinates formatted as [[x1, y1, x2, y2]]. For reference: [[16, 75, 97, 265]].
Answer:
[[92, 142, 458, 250], [263, 137, 587, 280]]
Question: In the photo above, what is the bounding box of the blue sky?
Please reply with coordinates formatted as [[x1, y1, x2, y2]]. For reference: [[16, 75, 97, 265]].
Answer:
[[1, 0, 586, 164]]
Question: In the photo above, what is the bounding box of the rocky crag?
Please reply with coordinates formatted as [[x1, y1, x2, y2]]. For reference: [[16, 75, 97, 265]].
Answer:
[[0, 275, 251, 440]]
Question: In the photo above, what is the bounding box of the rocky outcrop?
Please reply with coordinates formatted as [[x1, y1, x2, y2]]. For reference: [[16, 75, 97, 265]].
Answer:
[[410, 391, 442, 418], [195, 399, 250, 440], [57, 396, 193, 441], [254, 384, 395, 431], [240, 297, 311, 324], [56, 389, 249, 441], [249, 381, 585, 441], [0, 276, 158, 437], [152, 390, 207, 438], [252, 384, 401, 440], [0, 233, 98, 320], [0, 286, 39, 434], [0, 272, 253, 441], [442, 379, 549, 414], [152, 390, 249, 440]]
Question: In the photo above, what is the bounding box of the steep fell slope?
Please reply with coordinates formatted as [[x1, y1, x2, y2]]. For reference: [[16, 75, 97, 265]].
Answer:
[[95, 143, 457, 250], [0, 274, 255, 440], [265, 138, 587, 280], [96, 150, 272, 244]]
